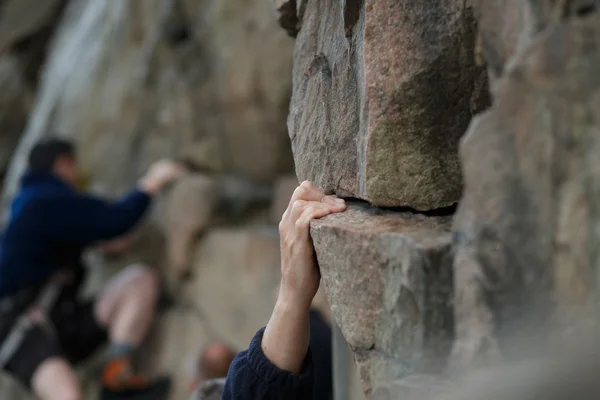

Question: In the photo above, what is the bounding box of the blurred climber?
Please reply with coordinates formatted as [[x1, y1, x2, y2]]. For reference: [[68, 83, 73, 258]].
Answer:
[[221, 181, 346, 399], [0, 137, 184, 400]]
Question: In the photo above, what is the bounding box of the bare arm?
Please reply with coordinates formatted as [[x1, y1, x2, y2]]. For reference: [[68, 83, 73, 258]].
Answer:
[[222, 182, 345, 399], [262, 181, 345, 373], [262, 294, 312, 373]]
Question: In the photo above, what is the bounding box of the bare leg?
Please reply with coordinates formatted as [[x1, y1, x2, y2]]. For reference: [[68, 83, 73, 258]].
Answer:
[[95, 263, 158, 346], [32, 357, 82, 400]]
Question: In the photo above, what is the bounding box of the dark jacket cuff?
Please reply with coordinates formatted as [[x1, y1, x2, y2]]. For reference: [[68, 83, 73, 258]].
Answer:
[[131, 188, 152, 206], [247, 327, 314, 391]]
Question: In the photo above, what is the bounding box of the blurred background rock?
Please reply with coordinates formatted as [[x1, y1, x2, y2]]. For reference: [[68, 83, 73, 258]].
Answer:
[[0, 0, 364, 399]]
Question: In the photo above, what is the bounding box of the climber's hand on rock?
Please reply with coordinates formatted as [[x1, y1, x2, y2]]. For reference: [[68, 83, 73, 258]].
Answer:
[[278, 181, 346, 310], [262, 181, 345, 373], [140, 159, 186, 195]]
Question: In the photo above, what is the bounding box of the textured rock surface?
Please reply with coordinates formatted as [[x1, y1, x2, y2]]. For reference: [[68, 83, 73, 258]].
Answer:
[[164, 174, 220, 280], [288, 0, 487, 210], [0, 0, 67, 182], [471, 0, 600, 91], [311, 204, 453, 396], [451, 14, 600, 369], [375, 338, 600, 400], [0, 0, 65, 53], [2, 0, 294, 215], [471, 0, 548, 89]]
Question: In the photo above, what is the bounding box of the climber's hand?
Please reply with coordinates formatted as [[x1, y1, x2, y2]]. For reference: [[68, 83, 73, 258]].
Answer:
[[261, 181, 345, 374], [140, 159, 186, 195], [278, 181, 346, 310], [97, 235, 133, 256]]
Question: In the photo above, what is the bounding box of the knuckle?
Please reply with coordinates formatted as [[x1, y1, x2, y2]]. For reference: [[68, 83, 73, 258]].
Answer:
[[304, 205, 317, 215], [294, 185, 309, 198], [300, 180, 313, 189], [292, 199, 306, 212]]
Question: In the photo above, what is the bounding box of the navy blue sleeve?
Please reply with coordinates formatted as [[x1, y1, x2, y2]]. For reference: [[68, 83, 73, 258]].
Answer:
[[36, 188, 152, 244], [222, 327, 314, 400]]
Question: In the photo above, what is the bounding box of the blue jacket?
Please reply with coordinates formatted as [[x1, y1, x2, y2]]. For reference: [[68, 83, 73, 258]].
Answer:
[[0, 172, 151, 297], [222, 327, 315, 399]]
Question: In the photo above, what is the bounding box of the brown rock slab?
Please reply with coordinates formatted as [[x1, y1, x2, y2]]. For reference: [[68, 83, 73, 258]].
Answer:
[[164, 174, 220, 280], [471, 0, 600, 91], [187, 227, 282, 350], [0, 0, 65, 53], [288, 0, 488, 211], [471, 0, 549, 89], [311, 203, 454, 396], [451, 14, 600, 369]]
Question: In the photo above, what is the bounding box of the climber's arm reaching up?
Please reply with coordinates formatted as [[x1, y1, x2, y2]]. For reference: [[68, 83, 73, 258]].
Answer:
[[222, 181, 346, 399]]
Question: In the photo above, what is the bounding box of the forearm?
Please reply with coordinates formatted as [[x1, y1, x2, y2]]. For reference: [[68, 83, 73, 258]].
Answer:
[[261, 292, 311, 373]]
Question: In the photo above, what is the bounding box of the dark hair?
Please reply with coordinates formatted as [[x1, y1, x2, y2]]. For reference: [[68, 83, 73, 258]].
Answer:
[[28, 138, 75, 173]]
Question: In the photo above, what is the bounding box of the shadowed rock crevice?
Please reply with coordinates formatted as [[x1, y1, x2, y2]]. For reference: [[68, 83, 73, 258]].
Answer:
[[162, 0, 192, 46], [277, 0, 300, 37], [343, 0, 363, 38], [560, 0, 599, 17]]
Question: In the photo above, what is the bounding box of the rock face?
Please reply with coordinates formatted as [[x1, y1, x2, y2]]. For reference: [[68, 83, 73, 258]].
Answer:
[[0, 0, 65, 54], [471, 0, 600, 91], [451, 13, 600, 368], [311, 204, 454, 396], [288, 0, 488, 211], [2, 0, 295, 215], [0, 0, 67, 182], [0, 56, 33, 180], [186, 227, 282, 350], [164, 174, 220, 280]]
